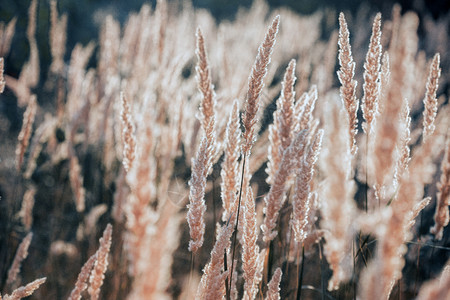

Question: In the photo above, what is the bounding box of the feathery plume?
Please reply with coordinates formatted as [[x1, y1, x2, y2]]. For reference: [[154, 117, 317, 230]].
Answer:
[[265, 268, 282, 300], [3, 278, 46, 300], [267, 59, 296, 184], [68, 253, 97, 300], [242, 15, 280, 154], [405, 197, 431, 235], [277, 59, 296, 149], [422, 53, 441, 141], [196, 27, 217, 153], [295, 85, 318, 133], [196, 224, 234, 299], [394, 100, 412, 186], [187, 137, 209, 252], [262, 130, 307, 242], [221, 100, 241, 222], [373, 13, 418, 203], [378, 52, 390, 114], [128, 201, 181, 299], [124, 106, 158, 272], [16, 95, 37, 171], [359, 108, 446, 300], [337, 12, 359, 155], [88, 224, 113, 300], [431, 137, 450, 240], [362, 13, 382, 135], [291, 130, 323, 243], [186, 28, 220, 252], [120, 92, 136, 173], [321, 103, 356, 290], [242, 186, 260, 300], [6, 233, 33, 287]]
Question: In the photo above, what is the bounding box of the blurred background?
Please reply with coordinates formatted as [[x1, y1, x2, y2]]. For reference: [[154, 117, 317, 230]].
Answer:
[[0, 0, 449, 81]]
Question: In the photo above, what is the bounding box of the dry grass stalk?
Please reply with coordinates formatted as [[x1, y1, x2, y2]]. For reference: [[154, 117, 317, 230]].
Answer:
[[15, 95, 37, 171], [2, 278, 46, 300], [373, 13, 418, 203], [221, 100, 241, 222], [262, 130, 307, 242], [124, 110, 158, 273], [196, 223, 233, 299], [242, 186, 261, 300], [18, 188, 36, 231], [405, 197, 431, 233], [267, 59, 296, 185], [321, 103, 356, 290], [295, 85, 318, 133], [186, 28, 220, 253], [431, 137, 450, 239], [362, 13, 382, 135], [68, 253, 97, 300], [128, 201, 181, 299], [378, 51, 390, 115], [242, 15, 280, 154], [265, 268, 282, 300], [120, 92, 136, 173], [49, 0, 67, 75], [360, 111, 447, 299], [422, 53, 441, 141], [195, 27, 217, 153], [88, 224, 113, 300], [394, 100, 412, 186], [0, 57, 5, 93], [69, 154, 86, 213], [6, 233, 33, 288], [66, 43, 95, 116], [2, 2, 450, 299], [0, 17, 17, 57], [301, 192, 325, 251], [291, 129, 323, 243], [187, 137, 209, 252], [337, 12, 359, 155]]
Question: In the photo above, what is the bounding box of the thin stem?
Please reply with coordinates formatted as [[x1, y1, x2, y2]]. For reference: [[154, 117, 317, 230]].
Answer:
[[188, 252, 195, 300], [296, 245, 305, 300]]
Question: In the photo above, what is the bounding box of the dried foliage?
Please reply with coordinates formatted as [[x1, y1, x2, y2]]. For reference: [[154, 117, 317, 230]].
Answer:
[[0, 1, 449, 299], [337, 13, 359, 156]]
